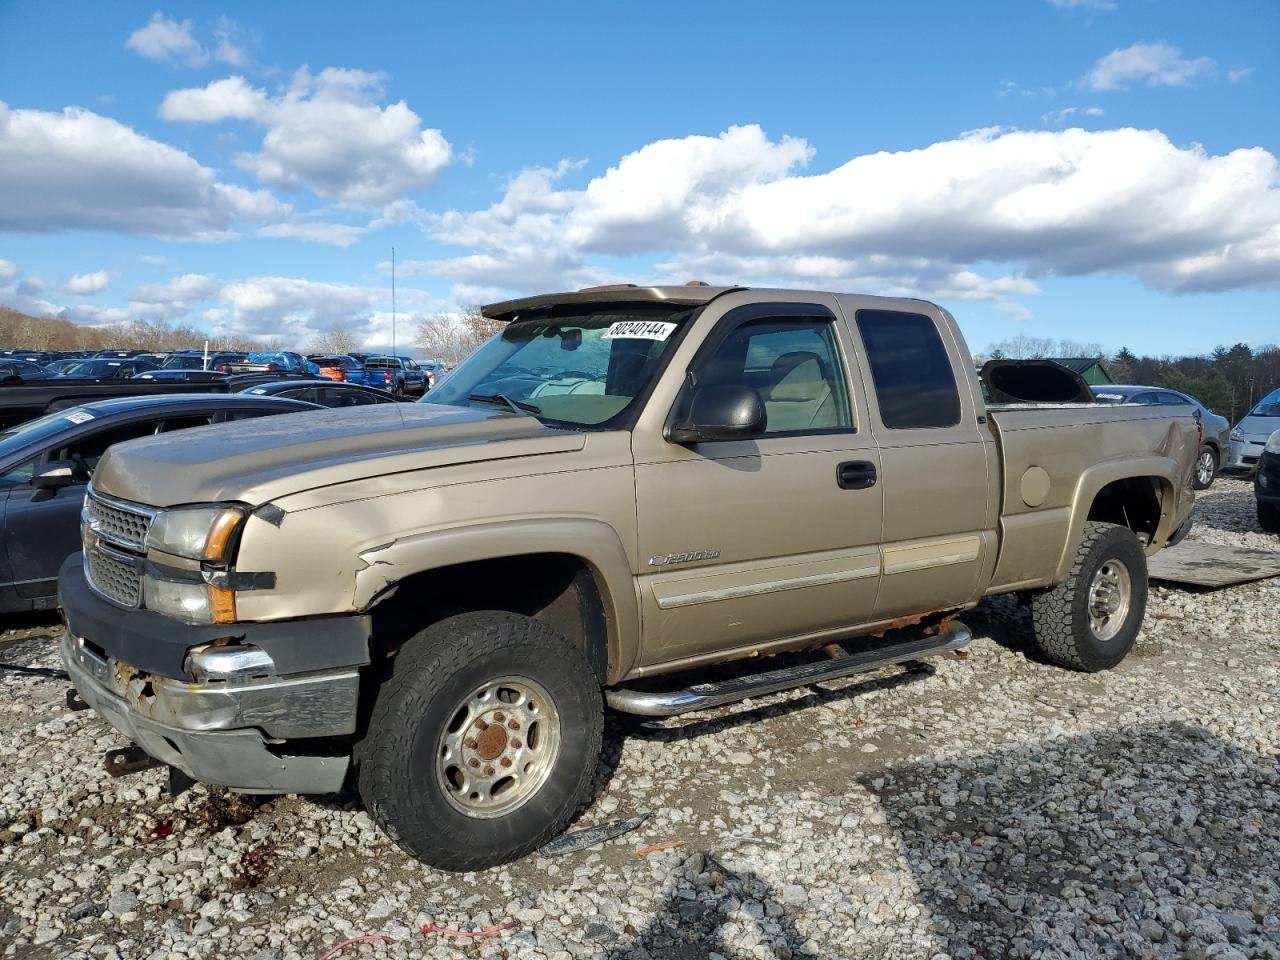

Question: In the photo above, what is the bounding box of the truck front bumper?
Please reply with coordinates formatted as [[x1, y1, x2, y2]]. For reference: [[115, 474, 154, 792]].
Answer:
[[58, 557, 369, 795]]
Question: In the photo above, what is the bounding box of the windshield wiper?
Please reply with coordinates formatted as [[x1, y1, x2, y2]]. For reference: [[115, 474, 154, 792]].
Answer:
[[468, 393, 542, 416]]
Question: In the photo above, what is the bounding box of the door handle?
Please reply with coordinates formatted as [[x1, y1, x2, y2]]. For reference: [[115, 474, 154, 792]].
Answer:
[[837, 460, 877, 490]]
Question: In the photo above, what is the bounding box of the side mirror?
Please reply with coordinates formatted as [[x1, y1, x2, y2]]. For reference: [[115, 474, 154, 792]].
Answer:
[[668, 385, 767, 444], [32, 460, 83, 491]]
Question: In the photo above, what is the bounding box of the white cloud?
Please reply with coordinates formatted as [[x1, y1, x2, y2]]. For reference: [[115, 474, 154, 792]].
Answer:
[[131, 273, 220, 304], [256, 221, 368, 247], [162, 67, 453, 205], [0, 100, 289, 237], [160, 76, 267, 122], [1228, 67, 1253, 84], [417, 123, 1280, 298], [1042, 106, 1105, 125], [0, 260, 16, 282], [125, 11, 247, 67], [1084, 41, 1215, 91], [1047, 0, 1116, 10], [65, 270, 110, 295], [214, 275, 442, 343]]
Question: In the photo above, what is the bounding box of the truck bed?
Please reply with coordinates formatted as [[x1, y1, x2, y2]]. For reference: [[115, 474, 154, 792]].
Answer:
[[985, 401, 1199, 592]]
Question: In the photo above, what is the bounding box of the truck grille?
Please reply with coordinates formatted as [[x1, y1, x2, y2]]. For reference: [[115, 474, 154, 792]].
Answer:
[[85, 492, 154, 551], [85, 546, 142, 607], [83, 489, 153, 607]]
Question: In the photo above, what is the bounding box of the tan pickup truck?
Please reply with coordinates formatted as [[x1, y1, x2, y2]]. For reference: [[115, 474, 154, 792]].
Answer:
[[58, 286, 1199, 870]]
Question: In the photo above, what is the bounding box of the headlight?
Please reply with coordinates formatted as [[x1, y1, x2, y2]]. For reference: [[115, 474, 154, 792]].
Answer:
[[142, 575, 236, 625], [1230, 427, 1244, 442], [1266, 430, 1280, 454], [146, 505, 246, 562]]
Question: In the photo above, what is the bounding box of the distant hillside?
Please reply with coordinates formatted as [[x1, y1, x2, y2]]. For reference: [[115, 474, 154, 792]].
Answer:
[[0, 306, 269, 352]]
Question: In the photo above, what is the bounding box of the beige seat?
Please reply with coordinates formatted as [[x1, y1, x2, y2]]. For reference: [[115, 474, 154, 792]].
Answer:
[[763, 351, 837, 431]]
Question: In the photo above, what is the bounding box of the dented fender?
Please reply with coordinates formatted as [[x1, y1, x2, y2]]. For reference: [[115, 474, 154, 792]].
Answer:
[[352, 518, 641, 683]]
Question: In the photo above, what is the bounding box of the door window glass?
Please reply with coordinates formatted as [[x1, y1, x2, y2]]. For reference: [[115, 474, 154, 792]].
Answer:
[[318, 387, 379, 407], [51, 420, 164, 477], [696, 319, 852, 435], [854, 310, 961, 429]]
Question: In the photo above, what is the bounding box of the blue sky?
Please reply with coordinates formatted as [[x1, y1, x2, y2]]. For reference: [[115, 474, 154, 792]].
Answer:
[[0, 0, 1277, 355]]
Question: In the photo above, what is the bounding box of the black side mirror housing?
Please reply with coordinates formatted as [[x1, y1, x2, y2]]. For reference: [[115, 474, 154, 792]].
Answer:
[[31, 461, 82, 492], [668, 385, 767, 444]]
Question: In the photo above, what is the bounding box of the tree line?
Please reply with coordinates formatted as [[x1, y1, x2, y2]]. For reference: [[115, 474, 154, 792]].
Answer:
[[985, 334, 1280, 422], [0, 303, 503, 364]]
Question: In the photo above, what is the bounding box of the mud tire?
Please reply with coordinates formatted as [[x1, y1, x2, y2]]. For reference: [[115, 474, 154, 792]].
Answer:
[[1030, 521, 1148, 672], [1259, 501, 1280, 534]]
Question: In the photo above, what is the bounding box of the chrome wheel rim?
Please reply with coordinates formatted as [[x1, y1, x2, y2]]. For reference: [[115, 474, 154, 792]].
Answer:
[[1087, 559, 1132, 642], [1196, 450, 1214, 486], [436, 676, 561, 819]]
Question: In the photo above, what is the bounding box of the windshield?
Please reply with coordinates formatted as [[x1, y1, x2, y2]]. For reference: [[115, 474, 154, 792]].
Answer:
[[0, 406, 91, 459], [247, 352, 284, 364], [162, 355, 203, 369], [1250, 388, 1280, 418], [60, 360, 118, 377], [424, 305, 695, 428], [1092, 391, 1130, 404]]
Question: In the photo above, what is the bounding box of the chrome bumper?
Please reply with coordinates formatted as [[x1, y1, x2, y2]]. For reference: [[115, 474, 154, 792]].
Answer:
[[60, 631, 354, 794]]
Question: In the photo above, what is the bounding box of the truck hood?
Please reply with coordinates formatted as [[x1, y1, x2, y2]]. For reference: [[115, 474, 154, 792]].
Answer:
[[92, 403, 586, 508]]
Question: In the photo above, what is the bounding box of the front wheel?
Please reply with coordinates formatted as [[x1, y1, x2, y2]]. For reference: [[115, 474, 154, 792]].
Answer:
[[1193, 446, 1218, 490], [1259, 501, 1280, 534], [1030, 521, 1148, 672], [356, 612, 602, 871]]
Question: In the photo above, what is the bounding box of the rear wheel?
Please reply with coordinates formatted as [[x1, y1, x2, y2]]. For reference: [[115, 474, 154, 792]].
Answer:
[[1259, 501, 1280, 534], [1031, 521, 1148, 672], [1193, 446, 1218, 490], [357, 611, 602, 871]]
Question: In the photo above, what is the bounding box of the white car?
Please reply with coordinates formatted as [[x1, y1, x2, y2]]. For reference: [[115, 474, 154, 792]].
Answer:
[[1224, 387, 1280, 477]]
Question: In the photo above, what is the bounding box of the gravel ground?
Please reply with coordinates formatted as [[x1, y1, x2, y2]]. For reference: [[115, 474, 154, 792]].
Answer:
[[1, 479, 1277, 960]]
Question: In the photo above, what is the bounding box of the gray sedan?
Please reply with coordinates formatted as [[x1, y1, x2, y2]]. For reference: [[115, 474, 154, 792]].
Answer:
[[1093, 385, 1231, 490], [1224, 387, 1280, 478]]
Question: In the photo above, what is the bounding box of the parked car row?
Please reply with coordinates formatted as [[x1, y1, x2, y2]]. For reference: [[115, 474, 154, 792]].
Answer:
[[0, 346, 449, 398]]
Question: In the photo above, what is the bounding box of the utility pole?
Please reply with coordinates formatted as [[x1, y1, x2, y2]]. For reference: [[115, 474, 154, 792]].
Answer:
[[391, 246, 397, 358]]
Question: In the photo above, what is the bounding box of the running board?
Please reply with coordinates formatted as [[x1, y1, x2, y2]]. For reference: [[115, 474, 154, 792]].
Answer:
[[605, 621, 971, 717]]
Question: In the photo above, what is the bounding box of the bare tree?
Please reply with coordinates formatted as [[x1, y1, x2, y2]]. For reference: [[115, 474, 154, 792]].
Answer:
[[416, 306, 505, 363], [985, 334, 1106, 359], [306, 322, 360, 355]]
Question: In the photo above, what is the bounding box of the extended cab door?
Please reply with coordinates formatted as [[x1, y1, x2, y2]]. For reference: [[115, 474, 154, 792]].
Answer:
[[839, 302, 999, 620], [631, 295, 884, 668]]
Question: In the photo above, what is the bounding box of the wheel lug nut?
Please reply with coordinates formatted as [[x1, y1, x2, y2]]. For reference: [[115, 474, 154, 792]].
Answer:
[[468, 759, 480, 768], [494, 711, 505, 722], [500, 758, 512, 768], [464, 738, 477, 749], [511, 739, 522, 749], [475, 719, 488, 731], [507, 720, 519, 731], [484, 765, 495, 776]]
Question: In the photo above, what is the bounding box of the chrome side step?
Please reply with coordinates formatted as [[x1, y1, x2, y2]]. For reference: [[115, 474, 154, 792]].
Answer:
[[605, 620, 971, 717]]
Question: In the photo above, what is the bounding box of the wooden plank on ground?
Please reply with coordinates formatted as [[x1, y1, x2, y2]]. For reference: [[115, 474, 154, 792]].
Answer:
[[1147, 540, 1280, 588]]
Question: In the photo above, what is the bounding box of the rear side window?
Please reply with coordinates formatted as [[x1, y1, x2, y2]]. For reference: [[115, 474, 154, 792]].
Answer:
[[855, 310, 961, 429]]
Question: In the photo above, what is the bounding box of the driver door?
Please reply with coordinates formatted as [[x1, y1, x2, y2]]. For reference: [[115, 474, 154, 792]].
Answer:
[[632, 300, 884, 666]]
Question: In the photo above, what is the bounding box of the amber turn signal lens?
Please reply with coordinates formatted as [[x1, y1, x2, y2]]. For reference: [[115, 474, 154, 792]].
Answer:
[[203, 508, 245, 564], [209, 586, 237, 624]]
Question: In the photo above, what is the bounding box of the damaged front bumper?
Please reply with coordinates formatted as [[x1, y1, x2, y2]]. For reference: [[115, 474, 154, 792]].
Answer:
[[61, 631, 355, 794], [58, 556, 369, 795]]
